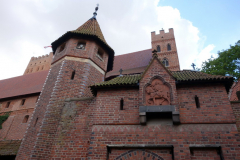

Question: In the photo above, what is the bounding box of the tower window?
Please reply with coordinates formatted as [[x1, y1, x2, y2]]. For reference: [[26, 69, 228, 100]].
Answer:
[[157, 45, 161, 52], [120, 98, 124, 110], [42, 66, 44, 70], [6, 102, 11, 108], [162, 58, 169, 67], [71, 70, 75, 80], [36, 67, 39, 71], [167, 44, 171, 51], [96, 48, 104, 61], [21, 99, 26, 106], [22, 115, 29, 123], [76, 42, 86, 50], [195, 95, 200, 108], [59, 42, 66, 53]]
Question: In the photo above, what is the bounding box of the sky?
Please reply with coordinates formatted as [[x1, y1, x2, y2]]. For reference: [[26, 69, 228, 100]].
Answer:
[[0, 0, 239, 80]]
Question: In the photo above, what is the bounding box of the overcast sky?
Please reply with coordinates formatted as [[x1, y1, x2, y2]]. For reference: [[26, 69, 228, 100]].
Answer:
[[0, 0, 239, 80]]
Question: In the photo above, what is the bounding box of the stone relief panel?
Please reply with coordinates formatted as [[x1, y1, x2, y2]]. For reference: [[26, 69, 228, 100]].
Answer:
[[145, 79, 170, 105]]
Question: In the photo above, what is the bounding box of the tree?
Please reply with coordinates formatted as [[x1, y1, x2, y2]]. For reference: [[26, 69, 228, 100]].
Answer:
[[201, 40, 240, 80]]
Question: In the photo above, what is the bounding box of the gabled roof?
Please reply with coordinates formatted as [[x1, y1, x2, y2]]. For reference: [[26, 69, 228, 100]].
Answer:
[[91, 70, 234, 95], [0, 70, 48, 100], [51, 18, 114, 71]]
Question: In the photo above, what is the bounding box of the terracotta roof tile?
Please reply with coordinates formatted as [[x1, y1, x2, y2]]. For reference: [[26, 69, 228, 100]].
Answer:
[[91, 70, 233, 95], [0, 70, 48, 100], [74, 18, 107, 46], [106, 49, 152, 77], [0, 140, 21, 155], [172, 70, 232, 82]]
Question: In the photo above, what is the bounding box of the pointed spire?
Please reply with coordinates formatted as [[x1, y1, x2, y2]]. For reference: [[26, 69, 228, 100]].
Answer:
[[91, 4, 99, 20]]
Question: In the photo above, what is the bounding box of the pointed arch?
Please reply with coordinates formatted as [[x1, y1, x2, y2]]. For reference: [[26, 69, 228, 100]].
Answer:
[[22, 115, 29, 123], [114, 149, 164, 160], [162, 58, 169, 67], [157, 45, 161, 52], [167, 43, 171, 51]]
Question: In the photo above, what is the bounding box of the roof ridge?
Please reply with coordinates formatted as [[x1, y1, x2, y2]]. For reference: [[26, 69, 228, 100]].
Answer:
[[115, 48, 151, 57]]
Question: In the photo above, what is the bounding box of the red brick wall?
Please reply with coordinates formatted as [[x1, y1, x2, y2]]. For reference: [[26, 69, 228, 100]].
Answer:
[[231, 102, 240, 133], [0, 95, 38, 140], [16, 62, 62, 160], [17, 57, 105, 159], [89, 124, 240, 159], [52, 39, 109, 71], [177, 83, 236, 123]]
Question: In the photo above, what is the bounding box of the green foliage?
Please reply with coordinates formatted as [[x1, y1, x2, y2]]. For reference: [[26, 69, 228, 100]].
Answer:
[[201, 41, 240, 80], [0, 112, 11, 129]]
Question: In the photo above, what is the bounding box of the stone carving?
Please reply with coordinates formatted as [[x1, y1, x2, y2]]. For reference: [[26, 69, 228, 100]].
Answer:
[[145, 79, 170, 105]]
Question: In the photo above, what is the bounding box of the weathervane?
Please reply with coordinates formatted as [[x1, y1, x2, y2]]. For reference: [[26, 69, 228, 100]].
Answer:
[[92, 4, 99, 19]]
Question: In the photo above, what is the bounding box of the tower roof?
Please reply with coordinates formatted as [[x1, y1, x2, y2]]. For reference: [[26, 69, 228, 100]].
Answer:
[[73, 18, 108, 47], [51, 17, 114, 71]]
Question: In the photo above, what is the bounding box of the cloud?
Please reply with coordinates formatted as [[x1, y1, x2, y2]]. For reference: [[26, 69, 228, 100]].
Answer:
[[0, 0, 214, 80]]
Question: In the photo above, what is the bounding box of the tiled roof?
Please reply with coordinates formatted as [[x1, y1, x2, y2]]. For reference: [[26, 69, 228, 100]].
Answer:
[[73, 18, 108, 47], [0, 140, 21, 155], [106, 49, 152, 78], [0, 70, 48, 100], [172, 70, 233, 82], [90, 74, 141, 96], [51, 18, 114, 71], [91, 70, 233, 95], [93, 74, 141, 87]]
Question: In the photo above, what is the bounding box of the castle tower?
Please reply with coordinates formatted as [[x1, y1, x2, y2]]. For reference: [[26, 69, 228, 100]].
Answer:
[[151, 28, 180, 71], [23, 52, 53, 75], [16, 6, 114, 160]]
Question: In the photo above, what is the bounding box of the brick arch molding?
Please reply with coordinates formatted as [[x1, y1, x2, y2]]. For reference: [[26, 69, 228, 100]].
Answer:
[[114, 149, 164, 160]]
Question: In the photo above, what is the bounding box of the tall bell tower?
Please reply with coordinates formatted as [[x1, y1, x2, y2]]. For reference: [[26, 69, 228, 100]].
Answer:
[[16, 5, 114, 160], [151, 28, 180, 71]]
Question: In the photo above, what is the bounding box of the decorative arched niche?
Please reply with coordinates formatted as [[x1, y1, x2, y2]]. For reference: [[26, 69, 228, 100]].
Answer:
[[144, 76, 172, 106]]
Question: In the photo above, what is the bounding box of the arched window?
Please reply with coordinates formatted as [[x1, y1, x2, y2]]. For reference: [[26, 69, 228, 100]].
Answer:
[[162, 58, 169, 67], [167, 44, 171, 51], [157, 45, 161, 52], [22, 115, 29, 123]]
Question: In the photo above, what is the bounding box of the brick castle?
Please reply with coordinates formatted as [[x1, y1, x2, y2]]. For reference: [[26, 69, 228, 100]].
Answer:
[[0, 6, 240, 160]]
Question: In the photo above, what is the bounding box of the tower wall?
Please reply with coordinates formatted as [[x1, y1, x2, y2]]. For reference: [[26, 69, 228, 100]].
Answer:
[[16, 38, 107, 159], [23, 52, 53, 75], [151, 28, 180, 71]]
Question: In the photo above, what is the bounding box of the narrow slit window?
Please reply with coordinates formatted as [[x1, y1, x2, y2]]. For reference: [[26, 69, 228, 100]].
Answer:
[[157, 45, 161, 52], [22, 115, 29, 123], [195, 95, 200, 108], [120, 98, 124, 110], [34, 117, 38, 127], [6, 102, 11, 108], [167, 44, 171, 51], [71, 70, 75, 80], [21, 99, 26, 105]]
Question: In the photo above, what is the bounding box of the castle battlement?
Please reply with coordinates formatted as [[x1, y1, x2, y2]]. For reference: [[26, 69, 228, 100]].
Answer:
[[151, 28, 175, 42]]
